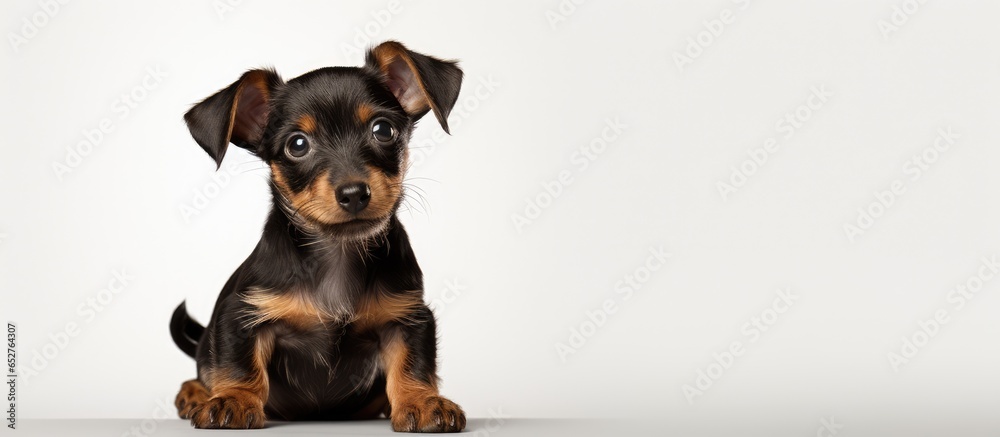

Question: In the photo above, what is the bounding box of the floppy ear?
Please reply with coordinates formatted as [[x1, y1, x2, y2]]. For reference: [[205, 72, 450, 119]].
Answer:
[[184, 69, 282, 168], [366, 41, 463, 133]]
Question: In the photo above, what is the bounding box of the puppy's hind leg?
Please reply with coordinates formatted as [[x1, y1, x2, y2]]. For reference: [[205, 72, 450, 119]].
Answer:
[[175, 379, 210, 419]]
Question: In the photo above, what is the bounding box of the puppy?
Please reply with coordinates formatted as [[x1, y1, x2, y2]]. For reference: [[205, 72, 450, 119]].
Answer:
[[169, 41, 465, 432]]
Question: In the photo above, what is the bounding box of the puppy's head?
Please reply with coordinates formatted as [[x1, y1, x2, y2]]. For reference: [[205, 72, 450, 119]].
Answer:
[[185, 41, 462, 241]]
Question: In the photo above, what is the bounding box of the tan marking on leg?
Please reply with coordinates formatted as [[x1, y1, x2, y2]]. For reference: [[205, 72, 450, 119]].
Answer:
[[380, 333, 466, 432], [381, 332, 437, 403], [192, 330, 274, 429]]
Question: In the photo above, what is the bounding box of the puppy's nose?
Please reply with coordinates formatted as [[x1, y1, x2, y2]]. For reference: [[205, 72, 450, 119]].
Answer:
[[336, 182, 371, 214]]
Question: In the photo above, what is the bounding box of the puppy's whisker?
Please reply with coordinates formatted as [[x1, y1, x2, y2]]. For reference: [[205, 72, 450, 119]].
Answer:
[[403, 177, 440, 185], [400, 185, 431, 216], [236, 166, 268, 175]]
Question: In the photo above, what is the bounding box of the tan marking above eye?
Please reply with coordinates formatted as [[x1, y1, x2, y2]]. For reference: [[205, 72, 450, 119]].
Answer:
[[357, 103, 376, 123], [297, 114, 317, 134]]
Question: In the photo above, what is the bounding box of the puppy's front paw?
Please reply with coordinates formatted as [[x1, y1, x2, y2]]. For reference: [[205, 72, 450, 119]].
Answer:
[[391, 395, 466, 433], [189, 392, 265, 429]]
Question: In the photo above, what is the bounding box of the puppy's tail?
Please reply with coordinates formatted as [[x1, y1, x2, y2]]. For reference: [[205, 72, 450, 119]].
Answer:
[[170, 301, 204, 359]]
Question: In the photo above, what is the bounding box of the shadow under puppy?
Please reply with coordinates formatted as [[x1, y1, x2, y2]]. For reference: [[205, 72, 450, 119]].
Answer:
[[169, 41, 465, 432]]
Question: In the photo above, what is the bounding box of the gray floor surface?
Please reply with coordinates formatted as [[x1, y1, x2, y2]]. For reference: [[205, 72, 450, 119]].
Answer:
[[11, 419, 652, 436]]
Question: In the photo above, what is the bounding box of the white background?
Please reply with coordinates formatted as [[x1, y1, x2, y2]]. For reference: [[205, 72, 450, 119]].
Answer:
[[2, 0, 1000, 434]]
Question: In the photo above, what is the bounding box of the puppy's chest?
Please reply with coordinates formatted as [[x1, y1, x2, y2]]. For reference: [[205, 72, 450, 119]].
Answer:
[[267, 321, 383, 400], [249, 285, 381, 390]]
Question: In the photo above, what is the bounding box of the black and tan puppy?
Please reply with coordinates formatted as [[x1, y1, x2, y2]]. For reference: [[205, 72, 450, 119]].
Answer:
[[169, 41, 465, 432]]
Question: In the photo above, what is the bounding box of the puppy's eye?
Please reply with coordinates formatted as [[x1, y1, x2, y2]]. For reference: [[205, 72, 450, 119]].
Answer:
[[285, 134, 310, 158], [371, 119, 395, 144]]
